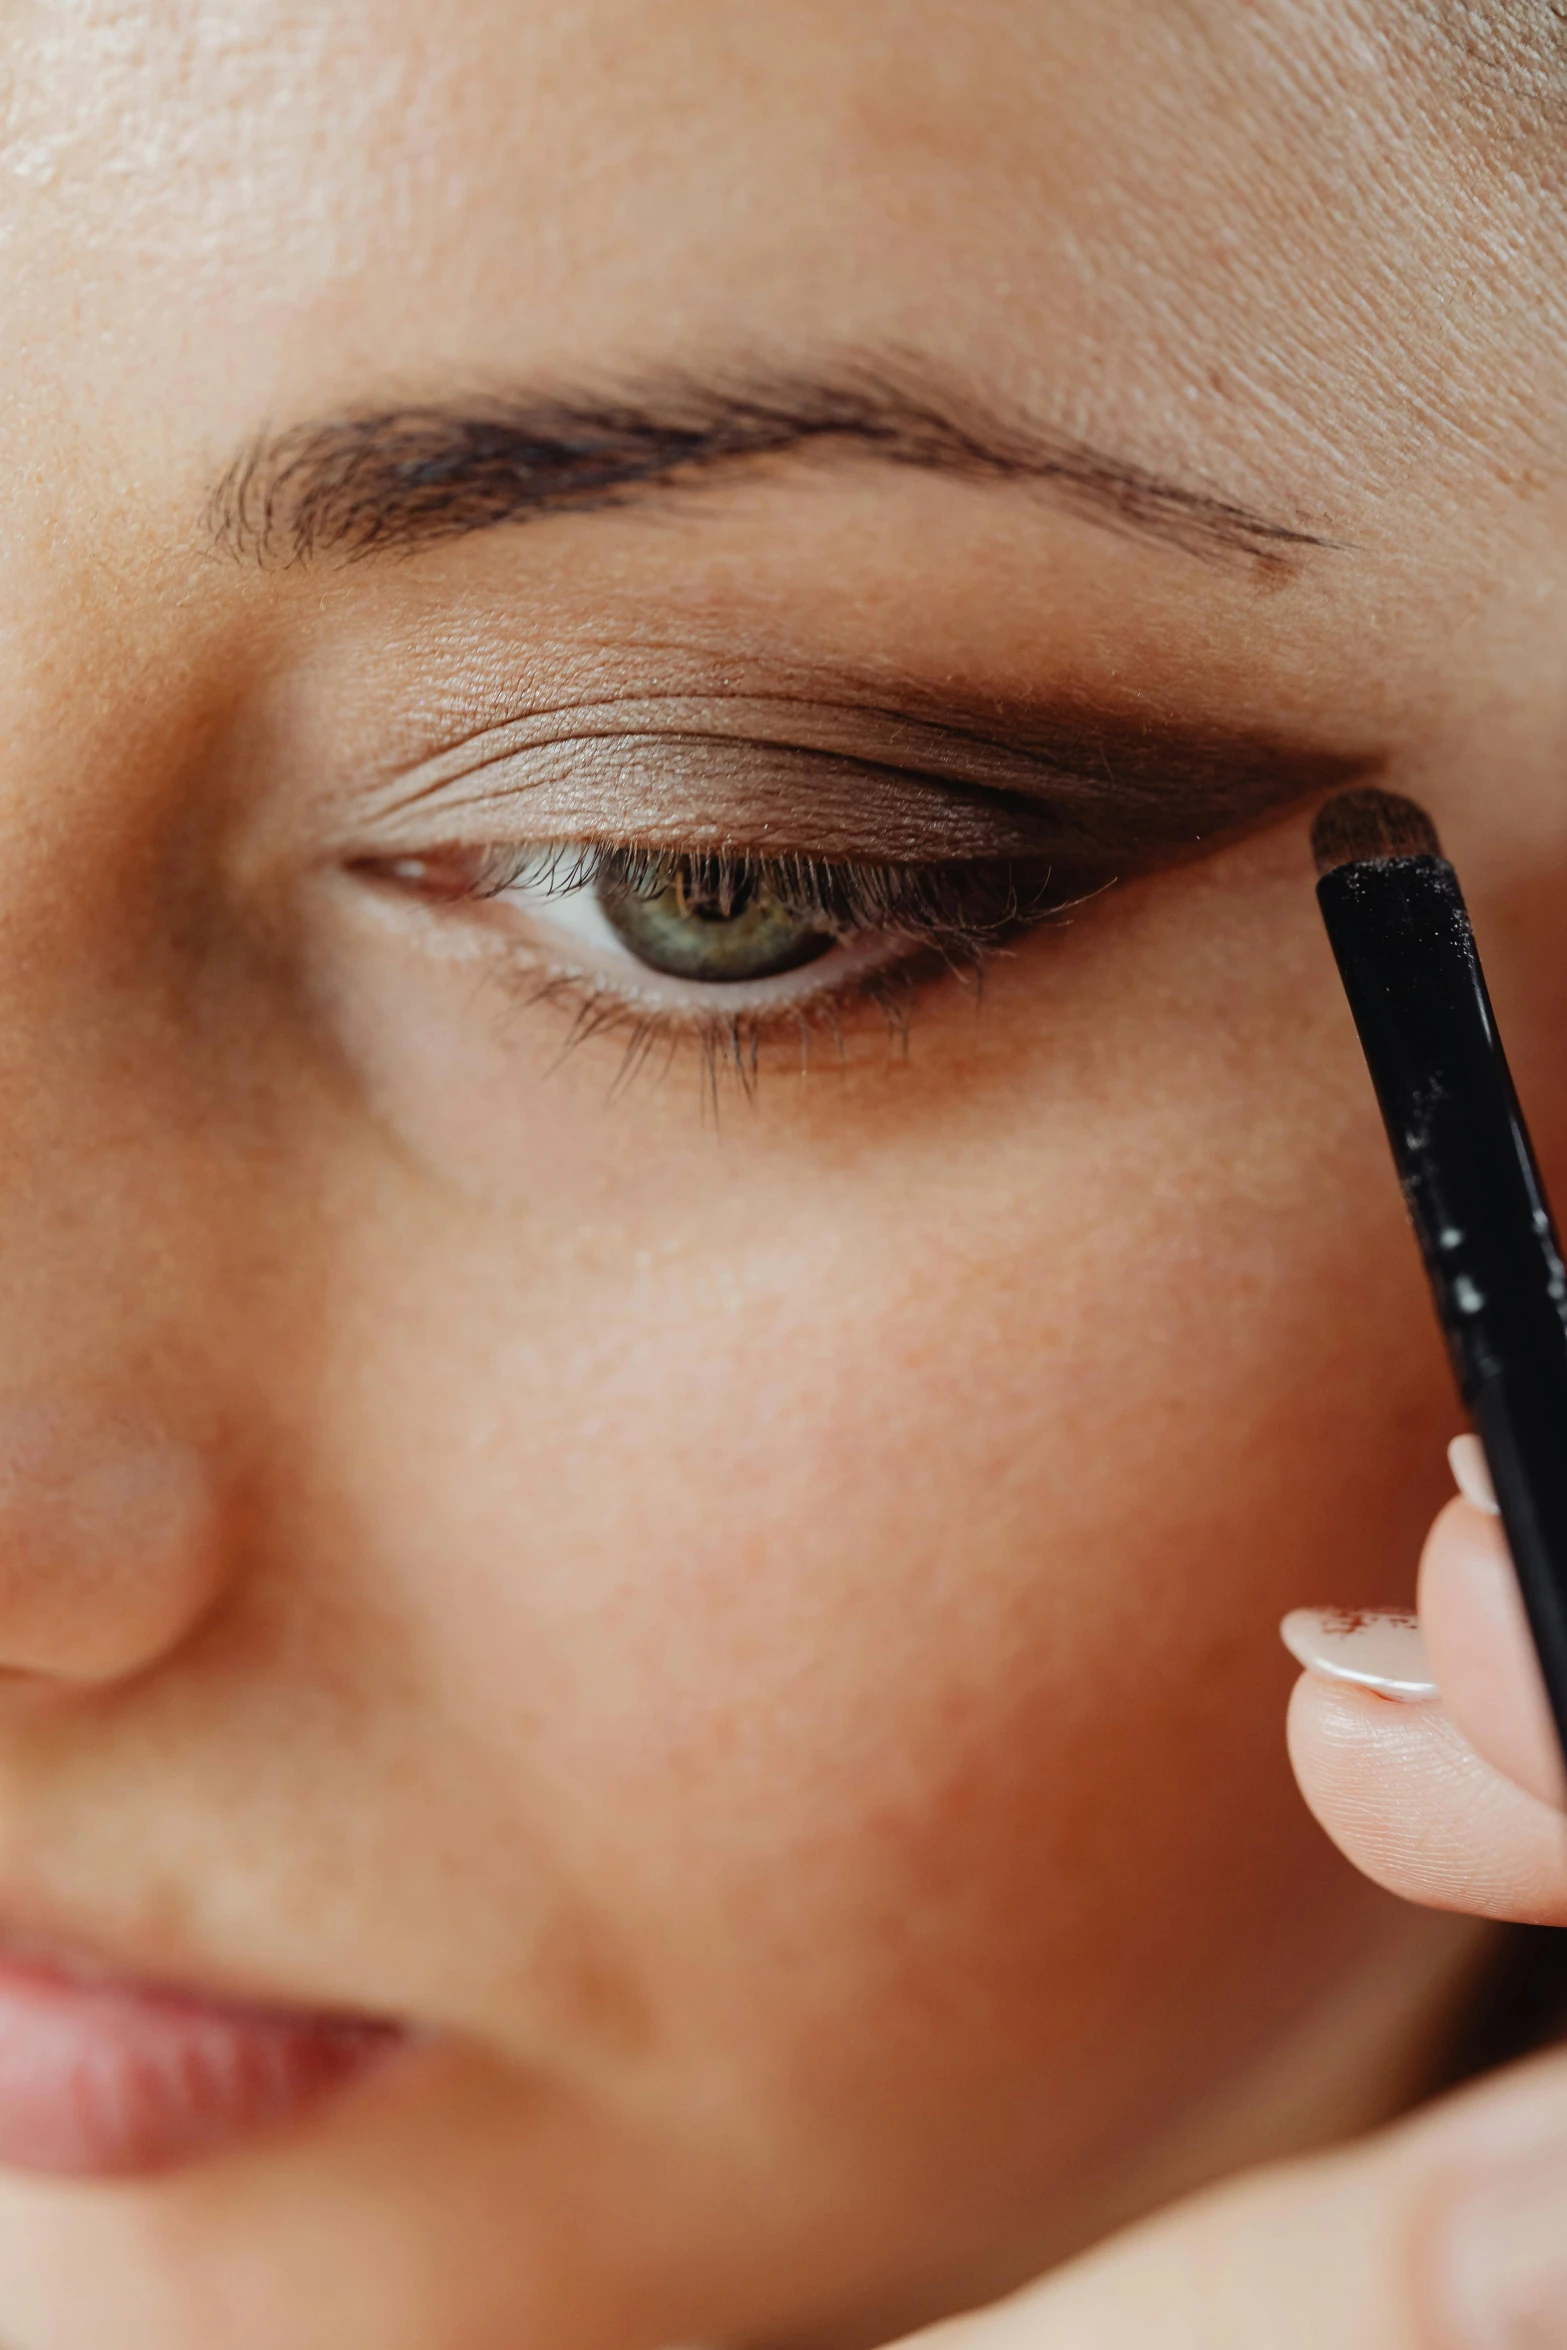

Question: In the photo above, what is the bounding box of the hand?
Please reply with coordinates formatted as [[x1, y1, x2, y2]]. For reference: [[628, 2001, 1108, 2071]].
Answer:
[[895, 1442, 1567, 2350]]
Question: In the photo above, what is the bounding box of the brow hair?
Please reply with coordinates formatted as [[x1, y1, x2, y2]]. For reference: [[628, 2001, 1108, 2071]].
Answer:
[[207, 358, 1335, 575]]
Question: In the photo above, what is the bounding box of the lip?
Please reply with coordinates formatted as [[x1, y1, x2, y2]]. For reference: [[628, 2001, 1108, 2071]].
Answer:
[[0, 1940, 403, 2178]]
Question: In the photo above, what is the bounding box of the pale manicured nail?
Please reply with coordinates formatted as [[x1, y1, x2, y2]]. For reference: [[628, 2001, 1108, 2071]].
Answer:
[[1279, 1607, 1438, 1701], [1450, 1432, 1502, 1516], [1434, 2143, 1567, 2346]]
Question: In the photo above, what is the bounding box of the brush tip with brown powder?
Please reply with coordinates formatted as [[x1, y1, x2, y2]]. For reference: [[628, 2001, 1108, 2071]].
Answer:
[[1310, 788, 1445, 877]]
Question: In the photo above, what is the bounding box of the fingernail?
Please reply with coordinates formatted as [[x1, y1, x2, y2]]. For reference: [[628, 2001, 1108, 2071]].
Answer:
[[1434, 2143, 1567, 2346], [1450, 1433, 1502, 1516], [1279, 1607, 1438, 1701]]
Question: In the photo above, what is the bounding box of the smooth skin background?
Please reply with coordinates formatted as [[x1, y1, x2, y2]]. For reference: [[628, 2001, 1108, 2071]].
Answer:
[[0, 3, 1565, 2346]]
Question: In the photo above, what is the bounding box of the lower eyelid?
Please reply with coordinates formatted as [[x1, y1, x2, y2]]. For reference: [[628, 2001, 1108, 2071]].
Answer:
[[350, 839, 1078, 1082]]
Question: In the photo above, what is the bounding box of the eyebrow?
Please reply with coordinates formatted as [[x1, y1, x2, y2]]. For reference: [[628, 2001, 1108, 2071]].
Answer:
[[208, 357, 1337, 579]]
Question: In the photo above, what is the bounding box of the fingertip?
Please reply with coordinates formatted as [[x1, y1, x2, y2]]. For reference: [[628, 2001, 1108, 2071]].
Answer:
[[1284, 1668, 1434, 1865], [1285, 1669, 1449, 1885], [1286, 1667, 1421, 1832], [1286, 1672, 1567, 1922], [1419, 1500, 1566, 1812], [1447, 1433, 1499, 1516]]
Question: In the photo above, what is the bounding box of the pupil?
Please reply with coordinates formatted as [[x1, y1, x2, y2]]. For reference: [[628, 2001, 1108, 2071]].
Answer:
[[676, 869, 756, 926]]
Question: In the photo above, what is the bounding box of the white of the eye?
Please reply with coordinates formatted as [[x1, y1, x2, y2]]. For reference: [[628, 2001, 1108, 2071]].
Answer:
[[490, 867, 906, 1010], [496, 870, 640, 963]]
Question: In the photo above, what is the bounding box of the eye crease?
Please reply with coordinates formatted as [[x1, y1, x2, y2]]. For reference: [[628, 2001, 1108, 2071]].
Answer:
[[347, 688, 1381, 874]]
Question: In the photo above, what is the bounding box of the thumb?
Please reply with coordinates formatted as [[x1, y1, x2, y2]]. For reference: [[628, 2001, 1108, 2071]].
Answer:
[[896, 2044, 1567, 2350]]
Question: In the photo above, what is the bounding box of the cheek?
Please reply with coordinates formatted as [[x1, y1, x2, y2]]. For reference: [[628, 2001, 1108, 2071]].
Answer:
[[305, 871, 1452, 2219]]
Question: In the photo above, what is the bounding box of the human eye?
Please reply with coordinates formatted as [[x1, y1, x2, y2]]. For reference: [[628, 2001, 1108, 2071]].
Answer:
[[359, 835, 1071, 1086], [329, 676, 1362, 1099], [326, 684, 1150, 1089]]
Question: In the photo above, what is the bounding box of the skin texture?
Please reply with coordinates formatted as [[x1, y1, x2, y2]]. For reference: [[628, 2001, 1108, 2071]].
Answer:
[[0, 1, 1563, 2345], [902, 1539, 1567, 2348]]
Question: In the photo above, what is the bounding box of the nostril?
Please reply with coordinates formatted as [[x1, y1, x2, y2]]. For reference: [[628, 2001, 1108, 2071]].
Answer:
[[0, 1408, 227, 1684]]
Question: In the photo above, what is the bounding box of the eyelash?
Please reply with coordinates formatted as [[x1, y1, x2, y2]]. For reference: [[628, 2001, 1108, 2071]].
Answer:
[[378, 840, 1082, 1098], [483, 840, 1058, 939]]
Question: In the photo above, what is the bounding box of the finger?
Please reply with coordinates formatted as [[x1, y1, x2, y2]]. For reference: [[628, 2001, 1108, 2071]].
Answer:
[[1285, 1670, 1567, 1922], [897, 2045, 1567, 2350], [1419, 1494, 1567, 1810], [1280, 1440, 1567, 1918]]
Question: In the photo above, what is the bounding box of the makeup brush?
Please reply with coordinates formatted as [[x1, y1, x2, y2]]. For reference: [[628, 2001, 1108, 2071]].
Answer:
[[1312, 786, 1567, 1762]]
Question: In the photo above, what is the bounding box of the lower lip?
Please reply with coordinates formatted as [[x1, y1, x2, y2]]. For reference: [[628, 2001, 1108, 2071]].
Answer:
[[0, 1949, 401, 2178]]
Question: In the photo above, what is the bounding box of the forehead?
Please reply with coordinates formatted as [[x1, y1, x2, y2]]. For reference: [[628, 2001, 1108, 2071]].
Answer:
[[1, 0, 1562, 536]]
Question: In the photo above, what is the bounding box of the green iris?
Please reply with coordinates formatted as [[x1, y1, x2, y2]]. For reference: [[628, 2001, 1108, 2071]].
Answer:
[[599, 862, 836, 984]]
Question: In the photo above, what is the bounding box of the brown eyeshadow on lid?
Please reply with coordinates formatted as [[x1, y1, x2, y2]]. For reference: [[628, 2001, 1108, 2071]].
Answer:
[[353, 688, 1386, 878]]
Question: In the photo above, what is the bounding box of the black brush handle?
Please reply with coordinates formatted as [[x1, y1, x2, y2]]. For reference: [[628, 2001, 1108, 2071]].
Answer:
[[1318, 853, 1567, 1760]]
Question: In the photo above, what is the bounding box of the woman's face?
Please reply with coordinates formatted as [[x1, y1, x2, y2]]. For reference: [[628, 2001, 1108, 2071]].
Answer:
[[1, 4, 1564, 2345]]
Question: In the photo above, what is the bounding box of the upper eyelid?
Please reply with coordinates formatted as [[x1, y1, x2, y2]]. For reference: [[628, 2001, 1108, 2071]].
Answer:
[[331, 688, 1380, 872], [344, 708, 1088, 865], [370, 695, 1099, 811]]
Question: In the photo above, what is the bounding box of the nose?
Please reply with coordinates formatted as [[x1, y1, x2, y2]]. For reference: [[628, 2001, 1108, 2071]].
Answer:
[[0, 602, 288, 1692], [0, 1396, 227, 1683]]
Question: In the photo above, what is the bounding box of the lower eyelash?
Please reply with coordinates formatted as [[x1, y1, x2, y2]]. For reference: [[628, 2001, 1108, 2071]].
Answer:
[[511, 927, 995, 1109], [372, 839, 1096, 1104]]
